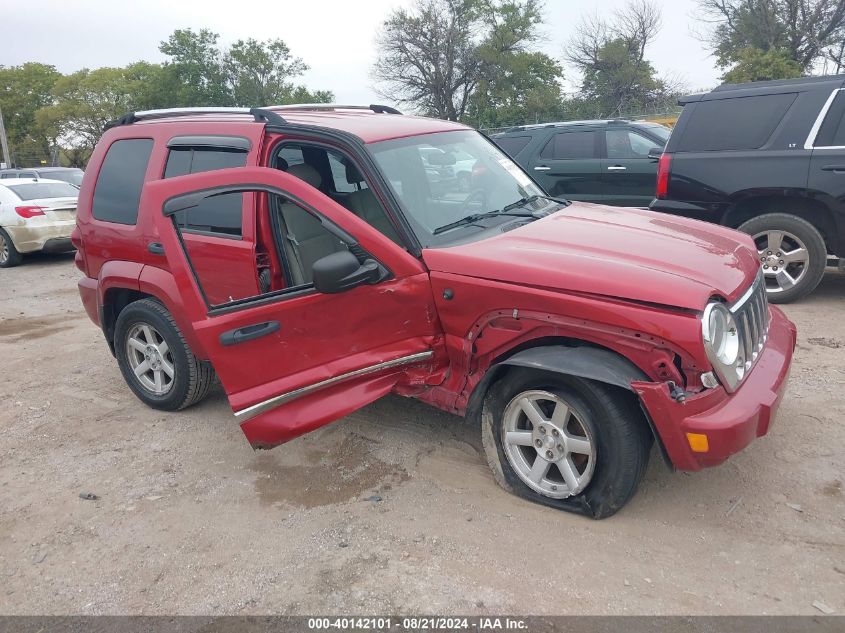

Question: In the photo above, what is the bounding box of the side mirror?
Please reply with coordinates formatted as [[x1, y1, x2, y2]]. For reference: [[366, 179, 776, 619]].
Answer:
[[312, 250, 383, 294], [648, 147, 663, 161]]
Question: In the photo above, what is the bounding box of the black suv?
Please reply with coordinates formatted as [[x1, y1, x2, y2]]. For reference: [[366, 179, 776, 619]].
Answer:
[[491, 119, 671, 207], [652, 75, 845, 303]]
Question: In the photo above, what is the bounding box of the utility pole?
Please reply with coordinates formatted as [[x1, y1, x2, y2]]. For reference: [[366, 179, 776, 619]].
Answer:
[[0, 106, 10, 169]]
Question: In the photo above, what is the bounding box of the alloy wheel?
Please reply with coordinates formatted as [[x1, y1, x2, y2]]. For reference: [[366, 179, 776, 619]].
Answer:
[[0, 234, 8, 265], [125, 322, 175, 395], [501, 390, 596, 499], [753, 229, 810, 294]]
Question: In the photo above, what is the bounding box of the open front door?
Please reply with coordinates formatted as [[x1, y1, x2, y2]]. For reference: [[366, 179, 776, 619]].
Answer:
[[143, 166, 444, 448]]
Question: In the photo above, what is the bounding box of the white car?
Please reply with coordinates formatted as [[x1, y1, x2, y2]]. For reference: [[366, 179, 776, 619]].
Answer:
[[0, 178, 79, 268]]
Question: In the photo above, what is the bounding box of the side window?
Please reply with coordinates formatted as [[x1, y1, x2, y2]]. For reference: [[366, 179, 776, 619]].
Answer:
[[813, 90, 845, 147], [676, 93, 797, 152], [163, 147, 248, 238], [494, 135, 532, 157], [92, 138, 154, 225], [606, 130, 661, 159], [327, 153, 368, 193], [169, 189, 350, 307], [540, 131, 597, 160]]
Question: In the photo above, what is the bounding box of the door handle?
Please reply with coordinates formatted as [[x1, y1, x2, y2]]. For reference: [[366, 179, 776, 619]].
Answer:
[[821, 164, 845, 172], [147, 242, 165, 255], [534, 166, 551, 171], [607, 165, 627, 171], [219, 321, 280, 346]]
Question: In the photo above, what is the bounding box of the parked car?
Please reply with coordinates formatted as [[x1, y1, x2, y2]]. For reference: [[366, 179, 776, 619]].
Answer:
[[0, 166, 84, 187], [74, 105, 795, 518], [490, 119, 671, 207], [651, 75, 845, 303], [0, 178, 79, 267]]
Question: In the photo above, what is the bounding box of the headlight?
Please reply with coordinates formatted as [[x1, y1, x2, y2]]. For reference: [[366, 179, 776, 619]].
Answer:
[[702, 302, 746, 391]]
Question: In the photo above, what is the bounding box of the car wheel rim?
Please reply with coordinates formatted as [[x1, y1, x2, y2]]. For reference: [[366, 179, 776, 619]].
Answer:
[[0, 234, 8, 264], [752, 229, 810, 293], [125, 323, 175, 395], [501, 390, 596, 499]]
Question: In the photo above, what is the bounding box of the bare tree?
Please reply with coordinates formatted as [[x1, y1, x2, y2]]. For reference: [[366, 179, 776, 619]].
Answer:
[[696, 0, 845, 71], [372, 0, 481, 120]]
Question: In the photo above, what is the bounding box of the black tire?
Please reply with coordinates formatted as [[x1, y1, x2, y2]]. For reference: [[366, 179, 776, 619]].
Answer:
[[481, 369, 652, 519], [0, 228, 23, 268], [114, 298, 215, 411], [737, 213, 827, 304]]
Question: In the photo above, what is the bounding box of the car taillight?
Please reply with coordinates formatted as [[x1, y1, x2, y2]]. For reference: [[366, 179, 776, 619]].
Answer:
[[15, 205, 47, 218], [656, 153, 672, 199]]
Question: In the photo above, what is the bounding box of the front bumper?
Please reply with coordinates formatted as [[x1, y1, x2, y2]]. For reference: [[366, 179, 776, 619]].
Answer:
[[635, 305, 796, 471], [4, 220, 76, 254]]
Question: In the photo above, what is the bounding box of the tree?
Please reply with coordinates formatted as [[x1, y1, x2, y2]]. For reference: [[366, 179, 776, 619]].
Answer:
[[696, 0, 845, 74], [0, 63, 61, 166], [159, 28, 231, 106], [721, 46, 803, 82], [224, 38, 333, 106], [564, 0, 678, 117], [467, 1, 565, 127], [373, 0, 481, 120]]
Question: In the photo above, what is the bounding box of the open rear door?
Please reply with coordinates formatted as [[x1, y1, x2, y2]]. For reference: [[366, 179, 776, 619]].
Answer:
[[143, 166, 444, 448]]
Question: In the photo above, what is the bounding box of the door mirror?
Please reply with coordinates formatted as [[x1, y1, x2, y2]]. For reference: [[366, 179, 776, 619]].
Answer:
[[648, 146, 663, 161], [312, 250, 382, 294]]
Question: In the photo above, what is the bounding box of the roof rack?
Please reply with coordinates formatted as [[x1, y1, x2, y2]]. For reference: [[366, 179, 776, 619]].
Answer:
[[103, 107, 288, 131], [103, 103, 402, 131]]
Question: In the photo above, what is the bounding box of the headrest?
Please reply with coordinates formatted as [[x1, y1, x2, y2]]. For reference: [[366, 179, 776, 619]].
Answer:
[[344, 159, 365, 184], [287, 163, 322, 189]]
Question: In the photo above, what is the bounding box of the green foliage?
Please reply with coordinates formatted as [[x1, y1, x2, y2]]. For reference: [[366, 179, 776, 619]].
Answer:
[[0, 63, 61, 165], [721, 47, 803, 83], [467, 1, 565, 127], [0, 29, 332, 166]]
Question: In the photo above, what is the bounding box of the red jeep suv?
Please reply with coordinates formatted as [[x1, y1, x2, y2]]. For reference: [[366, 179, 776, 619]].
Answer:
[[74, 105, 797, 518]]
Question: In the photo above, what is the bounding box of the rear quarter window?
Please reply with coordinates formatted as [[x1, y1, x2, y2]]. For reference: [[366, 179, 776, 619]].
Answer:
[[494, 135, 532, 157], [92, 138, 154, 224], [676, 93, 797, 152]]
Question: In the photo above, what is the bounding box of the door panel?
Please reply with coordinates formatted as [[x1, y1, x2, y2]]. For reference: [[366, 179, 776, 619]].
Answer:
[[600, 129, 661, 207], [144, 166, 443, 448], [526, 130, 603, 202]]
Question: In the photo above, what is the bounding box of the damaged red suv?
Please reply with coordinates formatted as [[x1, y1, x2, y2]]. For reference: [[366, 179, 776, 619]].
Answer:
[[74, 105, 796, 518]]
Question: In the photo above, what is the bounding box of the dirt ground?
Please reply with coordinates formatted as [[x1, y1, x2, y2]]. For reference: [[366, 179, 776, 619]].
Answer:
[[0, 253, 842, 616]]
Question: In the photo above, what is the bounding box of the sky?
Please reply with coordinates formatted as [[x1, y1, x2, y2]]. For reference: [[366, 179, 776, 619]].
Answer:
[[3, 0, 723, 105]]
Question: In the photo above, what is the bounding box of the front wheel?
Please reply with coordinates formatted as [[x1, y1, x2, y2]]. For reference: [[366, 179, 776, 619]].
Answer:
[[738, 213, 827, 304], [482, 370, 652, 519]]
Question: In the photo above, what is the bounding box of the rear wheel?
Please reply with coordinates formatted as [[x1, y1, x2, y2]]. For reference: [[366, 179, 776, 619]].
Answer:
[[481, 370, 652, 519], [738, 213, 827, 303], [0, 228, 23, 268], [114, 299, 215, 411]]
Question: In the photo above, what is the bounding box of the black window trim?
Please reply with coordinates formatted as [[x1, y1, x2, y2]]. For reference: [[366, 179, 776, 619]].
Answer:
[[539, 128, 599, 161], [805, 88, 845, 149], [167, 135, 252, 151], [162, 182, 391, 315]]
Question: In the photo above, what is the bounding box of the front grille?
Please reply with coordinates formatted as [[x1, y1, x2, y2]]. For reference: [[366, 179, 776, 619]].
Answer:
[[731, 272, 770, 373]]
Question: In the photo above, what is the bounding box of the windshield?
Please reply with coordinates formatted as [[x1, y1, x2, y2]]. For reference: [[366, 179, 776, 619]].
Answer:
[[7, 182, 80, 200], [369, 130, 546, 247]]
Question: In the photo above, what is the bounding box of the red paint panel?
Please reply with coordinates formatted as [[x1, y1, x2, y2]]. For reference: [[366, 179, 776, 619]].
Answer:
[[182, 234, 259, 306]]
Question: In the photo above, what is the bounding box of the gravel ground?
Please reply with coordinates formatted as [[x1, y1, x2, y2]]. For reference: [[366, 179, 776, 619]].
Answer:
[[0, 253, 842, 615]]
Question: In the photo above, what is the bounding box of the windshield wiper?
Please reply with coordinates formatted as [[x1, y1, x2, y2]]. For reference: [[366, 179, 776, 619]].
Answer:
[[433, 209, 537, 235], [501, 194, 568, 213]]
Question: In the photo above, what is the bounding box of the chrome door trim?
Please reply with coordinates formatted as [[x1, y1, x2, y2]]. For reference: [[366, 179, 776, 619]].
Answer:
[[606, 165, 627, 171], [534, 166, 551, 171], [233, 350, 434, 421]]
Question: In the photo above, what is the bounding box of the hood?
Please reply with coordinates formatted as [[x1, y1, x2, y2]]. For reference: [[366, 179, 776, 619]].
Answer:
[[422, 202, 760, 310]]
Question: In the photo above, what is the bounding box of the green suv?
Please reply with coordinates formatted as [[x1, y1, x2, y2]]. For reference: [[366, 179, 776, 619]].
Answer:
[[491, 119, 671, 207]]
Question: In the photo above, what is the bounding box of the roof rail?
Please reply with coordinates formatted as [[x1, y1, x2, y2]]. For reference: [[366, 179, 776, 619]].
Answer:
[[267, 103, 403, 115], [103, 107, 289, 131]]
